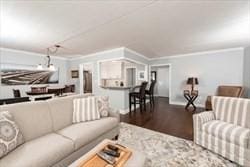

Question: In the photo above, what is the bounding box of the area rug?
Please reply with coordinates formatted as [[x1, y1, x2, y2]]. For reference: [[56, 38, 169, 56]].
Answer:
[[118, 122, 239, 167]]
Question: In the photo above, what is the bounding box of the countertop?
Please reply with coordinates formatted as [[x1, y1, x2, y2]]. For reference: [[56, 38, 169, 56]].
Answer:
[[100, 86, 132, 90]]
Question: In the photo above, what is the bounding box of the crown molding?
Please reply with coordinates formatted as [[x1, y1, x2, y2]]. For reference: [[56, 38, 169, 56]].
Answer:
[[69, 47, 125, 61], [149, 47, 244, 60], [0, 47, 68, 60], [123, 47, 150, 61], [1, 46, 245, 62]]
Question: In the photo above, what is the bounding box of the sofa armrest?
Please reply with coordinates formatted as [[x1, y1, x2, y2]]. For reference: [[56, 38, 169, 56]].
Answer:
[[108, 108, 120, 122]]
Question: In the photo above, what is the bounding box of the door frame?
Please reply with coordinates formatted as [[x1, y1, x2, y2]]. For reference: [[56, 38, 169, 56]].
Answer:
[[97, 57, 149, 86], [79, 62, 94, 95], [149, 63, 172, 104]]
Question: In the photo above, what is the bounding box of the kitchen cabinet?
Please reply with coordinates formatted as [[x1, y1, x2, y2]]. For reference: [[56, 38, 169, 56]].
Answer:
[[100, 61, 123, 79]]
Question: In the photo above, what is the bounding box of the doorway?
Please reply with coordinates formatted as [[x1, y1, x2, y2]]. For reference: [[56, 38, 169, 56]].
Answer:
[[83, 70, 92, 93], [150, 64, 171, 99], [80, 63, 93, 94]]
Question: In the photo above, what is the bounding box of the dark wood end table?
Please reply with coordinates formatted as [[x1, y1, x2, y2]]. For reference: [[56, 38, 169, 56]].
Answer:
[[184, 90, 198, 111]]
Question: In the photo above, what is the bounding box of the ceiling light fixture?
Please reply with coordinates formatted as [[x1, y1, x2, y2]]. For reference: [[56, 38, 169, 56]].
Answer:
[[37, 45, 61, 71]]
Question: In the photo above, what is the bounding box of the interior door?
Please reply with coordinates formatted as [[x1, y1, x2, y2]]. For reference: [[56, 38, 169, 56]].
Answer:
[[83, 71, 92, 93]]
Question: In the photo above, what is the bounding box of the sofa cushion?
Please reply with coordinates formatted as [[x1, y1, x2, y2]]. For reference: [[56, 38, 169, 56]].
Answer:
[[202, 120, 250, 147], [73, 97, 100, 123], [0, 133, 74, 167], [0, 101, 53, 141], [47, 94, 92, 131], [0, 111, 24, 158], [57, 117, 119, 150]]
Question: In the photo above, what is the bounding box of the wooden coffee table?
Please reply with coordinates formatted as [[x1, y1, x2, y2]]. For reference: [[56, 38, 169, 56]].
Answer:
[[69, 139, 146, 167]]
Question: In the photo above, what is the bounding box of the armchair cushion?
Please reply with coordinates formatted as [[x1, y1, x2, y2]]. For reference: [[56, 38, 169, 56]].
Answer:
[[202, 120, 250, 147]]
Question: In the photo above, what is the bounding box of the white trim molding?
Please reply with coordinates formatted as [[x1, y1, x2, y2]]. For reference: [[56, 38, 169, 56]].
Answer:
[[0, 47, 68, 60], [119, 99, 150, 115], [123, 47, 150, 61], [149, 47, 244, 60], [69, 47, 125, 60]]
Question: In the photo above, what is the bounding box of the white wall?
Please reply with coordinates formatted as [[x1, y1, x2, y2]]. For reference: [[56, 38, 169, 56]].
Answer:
[[68, 48, 149, 112], [243, 46, 250, 97], [1, 46, 246, 110], [69, 48, 128, 110], [150, 48, 245, 107], [0, 48, 69, 99]]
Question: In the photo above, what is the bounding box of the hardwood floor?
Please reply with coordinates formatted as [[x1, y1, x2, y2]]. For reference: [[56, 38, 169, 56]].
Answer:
[[120, 97, 204, 140]]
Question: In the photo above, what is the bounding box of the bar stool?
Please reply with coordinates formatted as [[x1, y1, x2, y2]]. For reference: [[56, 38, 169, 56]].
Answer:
[[129, 82, 148, 113], [145, 80, 156, 106]]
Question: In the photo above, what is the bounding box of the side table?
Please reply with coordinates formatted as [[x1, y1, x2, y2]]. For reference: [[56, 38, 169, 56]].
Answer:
[[184, 90, 198, 110]]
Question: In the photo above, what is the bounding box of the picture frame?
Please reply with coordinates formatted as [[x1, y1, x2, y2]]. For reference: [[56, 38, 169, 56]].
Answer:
[[71, 70, 79, 78], [138, 71, 145, 80], [1, 63, 59, 85]]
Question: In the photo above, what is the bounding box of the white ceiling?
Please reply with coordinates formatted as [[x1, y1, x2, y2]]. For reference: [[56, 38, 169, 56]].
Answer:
[[1, 0, 250, 58]]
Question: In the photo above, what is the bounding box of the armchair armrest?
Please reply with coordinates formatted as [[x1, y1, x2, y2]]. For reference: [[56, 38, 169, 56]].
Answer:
[[193, 111, 215, 128], [108, 107, 120, 122], [193, 111, 215, 143]]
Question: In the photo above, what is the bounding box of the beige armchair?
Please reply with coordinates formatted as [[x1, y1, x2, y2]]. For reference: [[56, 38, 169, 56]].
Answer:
[[194, 96, 250, 166], [205, 85, 244, 110]]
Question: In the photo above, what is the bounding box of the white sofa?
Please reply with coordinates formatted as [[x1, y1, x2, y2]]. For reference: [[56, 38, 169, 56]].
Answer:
[[0, 94, 120, 167], [193, 96, 250, 166]]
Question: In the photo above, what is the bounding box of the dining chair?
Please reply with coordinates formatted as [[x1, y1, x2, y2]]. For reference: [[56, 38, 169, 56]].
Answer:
[[129, 82, 148, 113], [145, 80, 156, 106], [13, 89, 21, 98]]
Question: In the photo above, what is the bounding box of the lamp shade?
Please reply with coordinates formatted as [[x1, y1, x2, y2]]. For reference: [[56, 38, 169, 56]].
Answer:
[[187, 77, 199, 85]]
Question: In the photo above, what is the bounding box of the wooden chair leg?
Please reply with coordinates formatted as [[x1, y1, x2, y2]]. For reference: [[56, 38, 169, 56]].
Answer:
[[144, 98, 146, 111], [140, 99, 143, 112], [149, 95, 152, 106], [129, 95, 131, 113], [152, 94, 155, 105], [134, 96, 136, 112]]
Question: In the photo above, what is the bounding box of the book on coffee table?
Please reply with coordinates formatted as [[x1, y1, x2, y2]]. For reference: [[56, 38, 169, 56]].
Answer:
[[78, 140, 132, 167]]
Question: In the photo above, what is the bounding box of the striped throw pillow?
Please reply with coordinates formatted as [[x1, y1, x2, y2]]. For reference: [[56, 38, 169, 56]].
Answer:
[[73, 97, 100, 123]]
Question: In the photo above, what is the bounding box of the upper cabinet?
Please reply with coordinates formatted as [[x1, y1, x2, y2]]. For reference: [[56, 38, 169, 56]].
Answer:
[[100, 61, 123, 79]]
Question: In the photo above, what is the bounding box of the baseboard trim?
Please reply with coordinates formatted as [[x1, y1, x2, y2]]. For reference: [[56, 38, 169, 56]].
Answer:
[[119, 108, 129, 115], [119, 100, 150, 115], [119, 100, 204, 114]]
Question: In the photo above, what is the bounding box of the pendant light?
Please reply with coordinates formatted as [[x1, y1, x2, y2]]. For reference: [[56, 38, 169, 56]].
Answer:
[[37, 45, 60, 71]]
